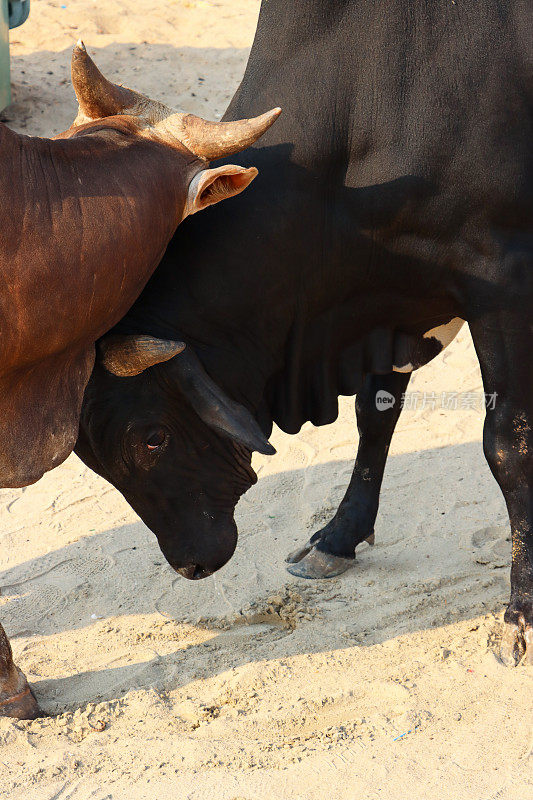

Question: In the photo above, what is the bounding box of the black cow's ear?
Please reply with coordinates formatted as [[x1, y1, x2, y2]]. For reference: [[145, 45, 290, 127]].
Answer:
[[170, 349, 276, 456]]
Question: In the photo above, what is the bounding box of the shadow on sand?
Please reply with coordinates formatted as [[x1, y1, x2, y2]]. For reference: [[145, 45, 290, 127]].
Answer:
[[0, 439, 511, 712]]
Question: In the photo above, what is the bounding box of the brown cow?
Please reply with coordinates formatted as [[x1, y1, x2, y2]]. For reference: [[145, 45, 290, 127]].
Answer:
[[0, 43, 280, 718]]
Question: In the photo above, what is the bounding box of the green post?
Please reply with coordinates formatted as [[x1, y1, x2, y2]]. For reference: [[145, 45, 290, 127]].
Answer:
[[0, 0, 10, 111]]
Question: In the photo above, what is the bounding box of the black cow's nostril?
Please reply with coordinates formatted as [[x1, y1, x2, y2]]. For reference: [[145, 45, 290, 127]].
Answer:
[[192, 564, 211, 580], [174, 563, 213, 580]]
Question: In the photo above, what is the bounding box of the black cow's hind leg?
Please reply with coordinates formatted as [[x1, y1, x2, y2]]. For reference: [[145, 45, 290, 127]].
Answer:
[[470, 313, 533, 665], [287, 371, 410, 578]]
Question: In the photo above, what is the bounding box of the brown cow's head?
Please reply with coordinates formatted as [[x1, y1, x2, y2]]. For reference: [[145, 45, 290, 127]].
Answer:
[[61, 42, 281, 217]]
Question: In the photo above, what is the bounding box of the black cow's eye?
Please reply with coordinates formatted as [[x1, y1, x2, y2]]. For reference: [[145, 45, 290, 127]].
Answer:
[[146, 430, 167, 450]]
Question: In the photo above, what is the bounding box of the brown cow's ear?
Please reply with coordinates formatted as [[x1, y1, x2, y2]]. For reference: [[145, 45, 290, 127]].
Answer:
[[186, 166, 258, 216]]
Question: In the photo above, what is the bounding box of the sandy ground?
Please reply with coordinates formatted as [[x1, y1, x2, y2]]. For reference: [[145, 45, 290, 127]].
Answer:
[[1, 1, 532, 798]]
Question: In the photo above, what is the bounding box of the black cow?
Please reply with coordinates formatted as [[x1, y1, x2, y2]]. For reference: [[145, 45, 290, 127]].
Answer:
[[77, 0, 533, 667]]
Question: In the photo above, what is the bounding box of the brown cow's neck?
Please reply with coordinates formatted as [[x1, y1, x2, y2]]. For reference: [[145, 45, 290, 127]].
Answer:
[[0, 123, 59, 213], [0, 121, 22, 159], [0, 122, 188, 372], [0, 119, 190, 487]]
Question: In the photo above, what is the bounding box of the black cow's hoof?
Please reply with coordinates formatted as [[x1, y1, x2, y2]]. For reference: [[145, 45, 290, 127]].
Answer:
[[285, 539, 314, 564], [285, 532, 376, 564], [500, 620, 533, 667], [286, 546, 355, 579], [285, 533, 375, 580]]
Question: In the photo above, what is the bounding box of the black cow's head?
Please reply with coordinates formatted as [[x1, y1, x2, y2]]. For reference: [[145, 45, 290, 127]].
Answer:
[[76, 338, 274, 579]]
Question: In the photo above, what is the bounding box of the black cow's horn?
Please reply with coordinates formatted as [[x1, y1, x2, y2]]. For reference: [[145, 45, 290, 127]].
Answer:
[[173, 108, 282, 161], [99, 334, 276, 456], [169, 349, 275, 455], [99, 334, 275, 454], [99, 335, 186, 377]]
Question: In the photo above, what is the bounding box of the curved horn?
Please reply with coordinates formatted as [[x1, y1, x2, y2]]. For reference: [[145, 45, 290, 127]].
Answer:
[[71, 42, 281, 158], [99, 335, 185, 377], [172, 107, 282, 161], [71, 40, 148, 122], [169, 349, 276, 455]]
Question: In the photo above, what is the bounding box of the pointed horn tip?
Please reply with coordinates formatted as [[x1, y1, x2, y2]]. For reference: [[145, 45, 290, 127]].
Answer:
[[257, 107, 281, 132], [261, 441, 277, 456], [260, 107, 281, 126], [74, 39, 87, 53]]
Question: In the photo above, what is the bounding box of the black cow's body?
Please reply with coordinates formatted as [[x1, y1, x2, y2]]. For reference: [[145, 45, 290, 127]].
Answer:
[[77, 0, 533, 664]]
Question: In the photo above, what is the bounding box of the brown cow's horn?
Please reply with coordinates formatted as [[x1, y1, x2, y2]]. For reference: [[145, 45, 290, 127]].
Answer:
[[72, 40, 147, 122], [71, 42, 281, 157], [171, 108, 282, 161], [99, 335, 186, 377]]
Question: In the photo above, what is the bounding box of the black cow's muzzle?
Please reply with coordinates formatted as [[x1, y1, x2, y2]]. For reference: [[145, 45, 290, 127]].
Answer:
[[174, 564, 214, 580]]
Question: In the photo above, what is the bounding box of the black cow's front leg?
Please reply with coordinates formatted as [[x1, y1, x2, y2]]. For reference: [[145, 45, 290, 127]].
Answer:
[[287, 371, 410, 578], [470, 314, 533, 665]]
